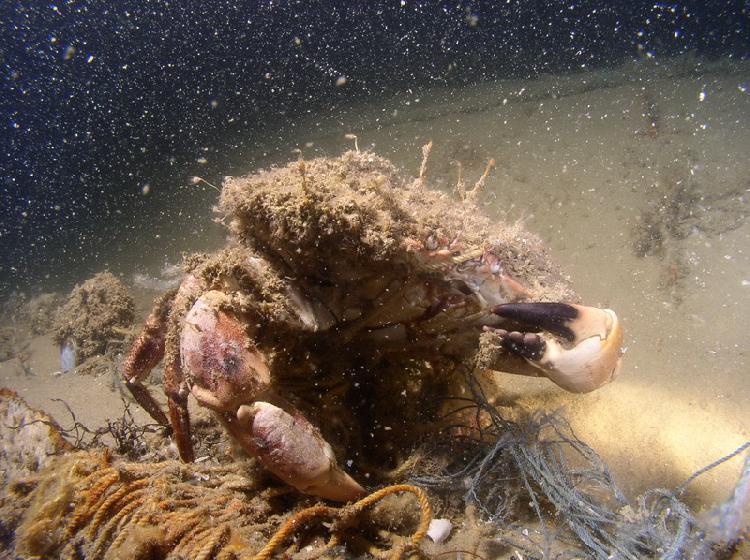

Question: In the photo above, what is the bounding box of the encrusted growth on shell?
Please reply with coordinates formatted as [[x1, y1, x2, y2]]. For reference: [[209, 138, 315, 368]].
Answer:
[[218, 150, 574, 303]]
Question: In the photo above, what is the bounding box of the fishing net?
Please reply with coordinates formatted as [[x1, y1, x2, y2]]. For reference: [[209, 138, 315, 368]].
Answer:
[[411, 372, 750, 559]]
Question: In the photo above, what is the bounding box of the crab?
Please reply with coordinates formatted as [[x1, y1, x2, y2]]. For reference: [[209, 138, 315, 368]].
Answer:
[[120, 147, 623, 502]]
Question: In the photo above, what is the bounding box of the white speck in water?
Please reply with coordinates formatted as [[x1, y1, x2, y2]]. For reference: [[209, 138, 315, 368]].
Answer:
[[698, 90, 706, 102], [741, 280, 750, 286]]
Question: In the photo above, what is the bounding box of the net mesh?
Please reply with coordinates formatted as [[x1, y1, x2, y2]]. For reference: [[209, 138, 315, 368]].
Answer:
[[411, 373, 749, 559]]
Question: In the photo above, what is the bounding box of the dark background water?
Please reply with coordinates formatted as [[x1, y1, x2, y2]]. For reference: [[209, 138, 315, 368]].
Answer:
[[1, 0, 748, 295]]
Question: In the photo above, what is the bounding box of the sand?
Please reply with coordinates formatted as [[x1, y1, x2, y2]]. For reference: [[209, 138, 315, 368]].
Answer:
[[1, 55, 748, 534]]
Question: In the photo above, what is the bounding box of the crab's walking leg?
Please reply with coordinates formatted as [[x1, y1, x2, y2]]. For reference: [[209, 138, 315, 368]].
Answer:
[[120, 290, 176, 427], [161, 274, 206, 462], [164, 349, 194, 462], [488, 302, 623, 393]]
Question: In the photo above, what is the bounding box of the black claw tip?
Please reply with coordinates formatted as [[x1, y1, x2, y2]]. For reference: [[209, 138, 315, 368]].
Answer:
[[492, 302, 578, 341]]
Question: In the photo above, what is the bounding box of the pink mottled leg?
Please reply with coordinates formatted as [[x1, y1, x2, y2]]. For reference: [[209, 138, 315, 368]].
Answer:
[[161, 273, 205, 462], [120, 290, 176, 427], [164, 353, 194, 462]]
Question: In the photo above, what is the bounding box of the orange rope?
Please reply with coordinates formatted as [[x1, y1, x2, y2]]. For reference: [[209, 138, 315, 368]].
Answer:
[[249, 484, 432, 560]]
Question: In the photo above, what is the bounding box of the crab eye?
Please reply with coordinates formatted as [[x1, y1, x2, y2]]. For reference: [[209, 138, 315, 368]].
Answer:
[[425, 235, 438, 251], [489, 260, 502, 275]]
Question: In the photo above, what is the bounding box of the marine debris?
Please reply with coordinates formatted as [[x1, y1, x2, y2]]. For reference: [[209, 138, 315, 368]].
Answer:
[[1, 390, 433, 559], [2, 378, 748, 559], [411, 372, 750, 559]]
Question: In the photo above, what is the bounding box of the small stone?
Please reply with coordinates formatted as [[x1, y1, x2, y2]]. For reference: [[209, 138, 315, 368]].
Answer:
[[426, 518, 452, 543]]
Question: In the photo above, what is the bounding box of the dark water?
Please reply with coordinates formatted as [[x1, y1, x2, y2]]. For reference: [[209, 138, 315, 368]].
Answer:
[[0, 1, 748, 295]]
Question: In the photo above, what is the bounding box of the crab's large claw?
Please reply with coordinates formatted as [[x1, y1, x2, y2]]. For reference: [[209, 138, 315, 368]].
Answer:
[[490, 302, 623, 393], [234, 402, 366, 502], [181, 290, 364, 502]]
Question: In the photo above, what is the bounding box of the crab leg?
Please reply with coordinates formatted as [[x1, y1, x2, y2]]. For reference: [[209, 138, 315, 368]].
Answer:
[[164, 351, 194, 462], [120, 290, 176, 427], [488, 302, 623, 393]]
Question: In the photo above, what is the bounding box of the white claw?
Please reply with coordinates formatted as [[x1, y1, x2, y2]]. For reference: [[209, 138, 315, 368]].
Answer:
[[237, 401, 365, 502], [537, 307, 623, 393]]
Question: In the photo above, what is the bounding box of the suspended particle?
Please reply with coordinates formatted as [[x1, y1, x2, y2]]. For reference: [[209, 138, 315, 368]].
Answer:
[[336, 76, 348, 87], [63, 46, 76, 60], [141, 184, 151, 195]]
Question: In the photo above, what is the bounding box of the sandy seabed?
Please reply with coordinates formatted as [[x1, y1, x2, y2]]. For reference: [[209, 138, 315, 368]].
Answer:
[[1, 55, 748, 552]]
